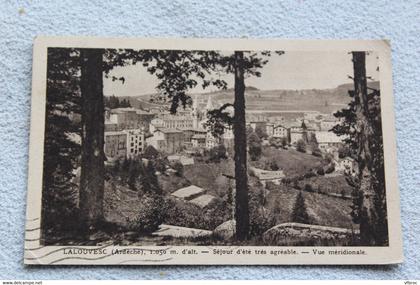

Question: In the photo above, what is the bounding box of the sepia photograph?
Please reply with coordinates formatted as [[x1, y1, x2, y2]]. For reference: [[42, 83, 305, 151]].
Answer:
[[24, 37, 402, 265]]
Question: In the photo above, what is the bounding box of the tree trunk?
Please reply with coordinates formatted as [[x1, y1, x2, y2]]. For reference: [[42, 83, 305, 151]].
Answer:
[[352, 52, 376, 245], [233, 51, 249, 240], [79, 49, 105, 231]]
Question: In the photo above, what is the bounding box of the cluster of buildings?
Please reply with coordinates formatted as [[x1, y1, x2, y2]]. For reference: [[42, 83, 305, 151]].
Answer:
[[171, 185, 216, 209], [247, 111, 358, 176], [103, 94, 354, 177], [103, 95, 234, 162], [248, 111, 345, 152]]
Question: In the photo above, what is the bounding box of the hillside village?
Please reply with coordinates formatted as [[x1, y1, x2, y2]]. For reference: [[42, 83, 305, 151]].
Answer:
[[81, 87, 363, 246]]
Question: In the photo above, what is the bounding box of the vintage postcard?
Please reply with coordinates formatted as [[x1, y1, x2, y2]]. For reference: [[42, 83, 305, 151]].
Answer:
[[25, 37, 403, 265]]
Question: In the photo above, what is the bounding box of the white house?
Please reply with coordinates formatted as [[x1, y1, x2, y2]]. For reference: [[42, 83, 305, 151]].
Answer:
[[124, 129, 145, 157], [146, 128, 184, 154], [251, 167, 286, 186], [273, 125, 288, 139], [315, 131, 344, 151]]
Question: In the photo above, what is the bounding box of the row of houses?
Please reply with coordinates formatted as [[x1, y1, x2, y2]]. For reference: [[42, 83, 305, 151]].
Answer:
[[104, 129, 145, 161], [105, 107, 155, 132], [104, 98, 345, 163], [249, 119, 344, 151], [104, 96, 235, 161]]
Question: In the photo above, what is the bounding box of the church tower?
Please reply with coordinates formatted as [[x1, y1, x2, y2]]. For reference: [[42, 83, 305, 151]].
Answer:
[[192, 94, 199, 129], [205, 95, 215, 112]]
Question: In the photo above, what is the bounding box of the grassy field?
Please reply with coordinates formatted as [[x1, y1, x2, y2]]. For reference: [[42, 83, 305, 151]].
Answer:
[[265, 185, 354, 229], [298, 175, 354, 197], [182, 160, 234, 197], [252, 147, 327, 176], [158, 173, 191, 194]]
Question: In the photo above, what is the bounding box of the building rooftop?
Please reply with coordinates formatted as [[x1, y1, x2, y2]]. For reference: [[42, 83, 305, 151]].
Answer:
[[191, 134, 206, 139], [171, 185, 205, 200], [136, 110, 153, 115], [316, 131, 344, 143], [341, 156, 355, 162], [105, 130, 127, 136], [274, 124, 287, 129], [251, 167, 285, 181], [155, 128, 183, 134], [189, 194, 216, 208], [183, 128, 207, 133], [110, 107, 138, 113]]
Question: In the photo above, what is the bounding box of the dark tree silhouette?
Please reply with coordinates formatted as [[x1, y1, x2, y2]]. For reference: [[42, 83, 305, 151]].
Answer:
[[248, 131, 262, 161], [291, 191, 310, 224], [232, 51, 250, 240], [296, 139, 306, 153], [41, 48, 81, 242], [79, 49, 105, 231], [332, 52, 388, 245], [204, 50, 284, 240]]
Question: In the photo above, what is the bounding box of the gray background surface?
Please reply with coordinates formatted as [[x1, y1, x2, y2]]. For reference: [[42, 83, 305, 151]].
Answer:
[[0, 0, 418, 279]]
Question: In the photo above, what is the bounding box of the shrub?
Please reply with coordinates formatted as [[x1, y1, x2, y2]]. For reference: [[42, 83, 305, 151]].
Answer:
[[338, 145, 351, 159], [316, 167, 325, 176], [164, 197, 230, 231], [171, 161, 184, 177], [269, 160, 280, 171], [265, 181, 278, 191], [255, 125, 268, 139], [304, 183, 313, 192], [131, 193, 167, 233], [312, 148, 322, 157], [207, 144, 228, 163], [248, 132, 262, 161], [281, 137, 288, 148], [248, 188, 276, 238], [269, 137, 281, 148], [154, 158, 167, 173], [296, 139, 306, 153], [304, 171, 316, 179], [325, 163, 335, 174], [143, 145, 160, 159]]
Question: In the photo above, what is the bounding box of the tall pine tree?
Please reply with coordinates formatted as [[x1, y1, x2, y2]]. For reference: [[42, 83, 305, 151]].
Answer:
[[332, 52, 388, 245], [42, 48, 81, 242], [291, 191, 310, 224]]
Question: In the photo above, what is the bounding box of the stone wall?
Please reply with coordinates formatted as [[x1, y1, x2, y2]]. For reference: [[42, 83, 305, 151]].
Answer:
[[263, 222, 359, 246]]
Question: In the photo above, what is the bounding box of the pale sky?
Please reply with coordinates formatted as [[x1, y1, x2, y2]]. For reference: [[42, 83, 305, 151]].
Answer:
[[103, 51, 379, 96]]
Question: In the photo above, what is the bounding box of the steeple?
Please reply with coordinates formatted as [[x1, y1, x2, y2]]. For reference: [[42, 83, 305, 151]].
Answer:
[[192, 94, 198, 112], [206, 95, 214, 111], [192, 94, 199, 129]]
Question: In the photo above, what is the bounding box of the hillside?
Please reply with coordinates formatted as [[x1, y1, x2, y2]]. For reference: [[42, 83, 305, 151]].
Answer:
[[251, 147, 326, 176], [126, 81, 380, 114], [266, 185, 354, 228]]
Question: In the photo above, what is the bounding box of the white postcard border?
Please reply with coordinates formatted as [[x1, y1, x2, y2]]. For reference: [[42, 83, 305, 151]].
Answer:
[[25, 37, 403, 265]]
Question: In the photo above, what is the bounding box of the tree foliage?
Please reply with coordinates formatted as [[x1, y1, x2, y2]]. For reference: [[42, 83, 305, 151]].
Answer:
[[104, 95, 131, 109], [291, 192, 310, 224], [296, 139, 306, 153], [110, 157, 161, 194], [332, 52, 387, 245], [207, 144, 228, 163], [42, 48, 82, 240], [248, 131, 262, 161], [255, 125, 268, 139]]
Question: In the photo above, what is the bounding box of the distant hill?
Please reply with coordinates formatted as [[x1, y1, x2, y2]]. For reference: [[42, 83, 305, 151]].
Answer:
[[123, 81, 380, 114]]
